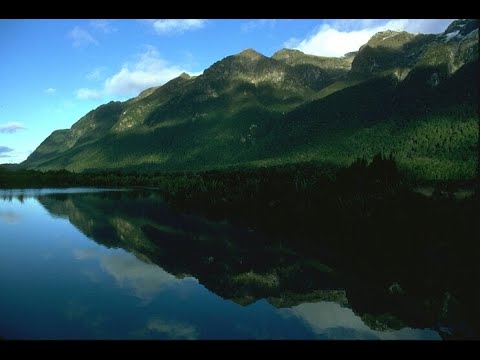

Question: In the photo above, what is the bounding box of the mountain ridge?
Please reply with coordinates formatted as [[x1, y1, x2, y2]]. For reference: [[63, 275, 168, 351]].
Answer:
[[21, 19, 479, 180]]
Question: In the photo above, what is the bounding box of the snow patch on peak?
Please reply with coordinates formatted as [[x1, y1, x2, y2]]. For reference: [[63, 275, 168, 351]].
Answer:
[[444, 30, 460, 42]]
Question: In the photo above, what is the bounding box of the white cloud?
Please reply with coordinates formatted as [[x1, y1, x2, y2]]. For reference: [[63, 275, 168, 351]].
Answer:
[[104, 47, 189, 96], [396, 19, 457, 34], [45, 87, 56, 94], [286, 19, 456, 57], [75, 47, 200, 100], [75, 88, 102, 100], [0, 122, 25, 133], [0, 210, 22, 224], [68, 26, 98, 48], [131, 316, 200, 339], [89, 20, 117, 34], [241, 19, 276, 33], [86, 67, 106, 81], [146, 318, 199, 339], [150, 19, 206, 35]]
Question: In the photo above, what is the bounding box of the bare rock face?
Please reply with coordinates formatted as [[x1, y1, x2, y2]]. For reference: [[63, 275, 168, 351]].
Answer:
[[351, 19, 479, 77]]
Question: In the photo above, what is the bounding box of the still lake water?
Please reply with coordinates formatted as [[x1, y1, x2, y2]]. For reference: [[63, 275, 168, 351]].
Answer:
[[0, 188, 440, 340]]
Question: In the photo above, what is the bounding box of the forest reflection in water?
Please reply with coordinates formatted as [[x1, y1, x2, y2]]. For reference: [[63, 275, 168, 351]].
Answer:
[[0, 188, 445, 339]]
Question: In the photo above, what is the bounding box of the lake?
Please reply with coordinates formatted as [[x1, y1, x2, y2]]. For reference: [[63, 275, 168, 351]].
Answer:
[[0, 188, 441, 340]]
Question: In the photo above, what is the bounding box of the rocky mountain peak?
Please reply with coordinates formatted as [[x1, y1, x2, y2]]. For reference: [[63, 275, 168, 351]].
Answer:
[[366, 30, 415, 49], [178, 72, 192, 80], [439, 19, 479, 43], [271, 48, 304, 61], [235, 48, 265, 61], [202, 48, 276, 83], [443, 19, 479, 37], [344, 51, 358, 58]]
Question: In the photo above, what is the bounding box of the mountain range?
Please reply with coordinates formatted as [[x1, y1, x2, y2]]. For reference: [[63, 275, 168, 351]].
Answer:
[[22, 19, 479, 180]]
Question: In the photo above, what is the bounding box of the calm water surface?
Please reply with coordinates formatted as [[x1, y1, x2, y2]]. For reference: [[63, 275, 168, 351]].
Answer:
[[0, 188, 440, 339]]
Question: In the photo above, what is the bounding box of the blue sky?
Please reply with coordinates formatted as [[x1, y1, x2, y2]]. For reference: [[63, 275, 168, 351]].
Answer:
[[0, 19, 455, 163]]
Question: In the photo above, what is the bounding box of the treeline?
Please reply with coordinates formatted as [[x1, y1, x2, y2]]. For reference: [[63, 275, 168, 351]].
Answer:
[[1, 152, 474, 194]]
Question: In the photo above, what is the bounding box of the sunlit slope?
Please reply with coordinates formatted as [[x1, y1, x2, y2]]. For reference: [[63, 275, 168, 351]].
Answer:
[[22, 19, 479, 180]]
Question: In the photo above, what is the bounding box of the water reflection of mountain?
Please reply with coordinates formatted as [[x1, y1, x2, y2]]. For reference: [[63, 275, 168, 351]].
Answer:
[[36, 190, 442, 336], [38, 191, 344, 305]]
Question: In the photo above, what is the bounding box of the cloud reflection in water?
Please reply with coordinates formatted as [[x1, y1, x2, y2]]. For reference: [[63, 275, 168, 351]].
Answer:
[[74, 247, 195, 302], [281, 301, 441, 340]]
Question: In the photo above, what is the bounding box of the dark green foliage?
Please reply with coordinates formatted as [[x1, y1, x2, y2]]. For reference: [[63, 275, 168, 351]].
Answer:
[[336, 152, 400, 191]]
